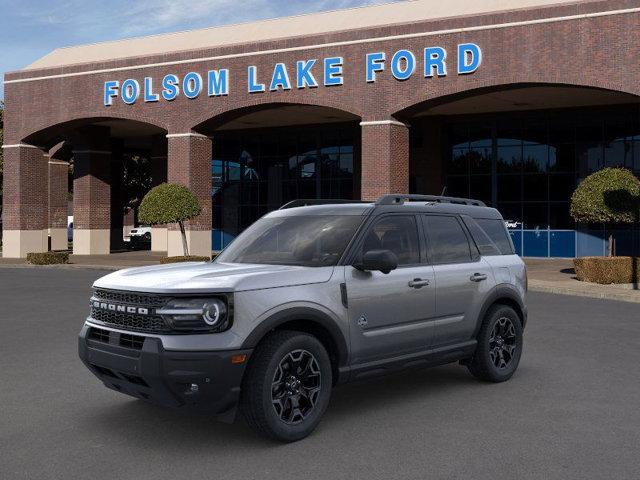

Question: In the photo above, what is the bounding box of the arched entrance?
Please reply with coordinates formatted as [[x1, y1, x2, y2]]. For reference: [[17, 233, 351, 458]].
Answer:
[[194, 103, 361, 249], [4, 118, 167, 257], [399, 84, 640, 257]]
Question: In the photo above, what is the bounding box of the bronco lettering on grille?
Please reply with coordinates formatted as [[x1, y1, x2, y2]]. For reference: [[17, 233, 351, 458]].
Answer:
[[92, 300, 149, 315]]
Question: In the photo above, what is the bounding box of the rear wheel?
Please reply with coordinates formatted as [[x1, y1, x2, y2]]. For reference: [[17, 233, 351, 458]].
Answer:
[[467, 304, 523, 382], [240, 330, 332, 442]]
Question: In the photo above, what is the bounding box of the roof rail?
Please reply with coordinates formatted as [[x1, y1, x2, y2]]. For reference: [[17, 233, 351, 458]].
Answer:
[[279, 199, 370, 209], [376, 194, 486, 207]]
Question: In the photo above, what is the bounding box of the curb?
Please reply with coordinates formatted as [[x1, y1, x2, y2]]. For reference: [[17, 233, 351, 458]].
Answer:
[[0, 263, 123, 271], [529, 281, 640, 304]]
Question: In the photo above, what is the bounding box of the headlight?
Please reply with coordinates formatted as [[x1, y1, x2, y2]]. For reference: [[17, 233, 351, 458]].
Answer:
[[157, 297, 230, 332]]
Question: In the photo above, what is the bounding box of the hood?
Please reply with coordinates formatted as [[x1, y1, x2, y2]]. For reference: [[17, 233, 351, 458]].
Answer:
[[93, 261, 335, 294]]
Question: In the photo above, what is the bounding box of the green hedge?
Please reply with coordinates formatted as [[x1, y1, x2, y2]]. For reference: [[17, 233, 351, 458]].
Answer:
[[27, 251, 70, 265], [574, 256, 640, 284], [159, 255, 211, 264]]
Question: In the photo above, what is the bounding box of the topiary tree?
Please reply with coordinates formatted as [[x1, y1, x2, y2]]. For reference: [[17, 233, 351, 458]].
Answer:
[[570, 168, 640, 256], [138, 183, 202, 256]]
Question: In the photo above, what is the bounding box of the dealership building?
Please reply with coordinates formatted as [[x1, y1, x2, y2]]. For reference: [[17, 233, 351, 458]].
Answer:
[[3, 0, 640, 258]]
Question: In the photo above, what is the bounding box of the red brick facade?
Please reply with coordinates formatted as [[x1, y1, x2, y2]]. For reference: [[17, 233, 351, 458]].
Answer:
[[2, 0, 640, 255]]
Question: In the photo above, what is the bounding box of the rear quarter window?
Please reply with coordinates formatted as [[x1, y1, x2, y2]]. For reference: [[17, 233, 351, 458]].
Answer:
[[474, 218, 515, 255]]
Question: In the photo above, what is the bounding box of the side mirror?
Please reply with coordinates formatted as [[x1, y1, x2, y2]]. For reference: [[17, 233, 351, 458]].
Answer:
[[356, 249, 398, 274]]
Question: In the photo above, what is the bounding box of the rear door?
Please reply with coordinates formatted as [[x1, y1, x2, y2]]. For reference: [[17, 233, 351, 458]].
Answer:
[[345, 214, 436, 365], [422, 214, 493, 347]]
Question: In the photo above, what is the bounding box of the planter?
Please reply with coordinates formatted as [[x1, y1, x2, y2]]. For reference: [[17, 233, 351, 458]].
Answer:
[[573, 256, 640, 284], [159, 255, 211, 264], [27, 251, 70, 265]]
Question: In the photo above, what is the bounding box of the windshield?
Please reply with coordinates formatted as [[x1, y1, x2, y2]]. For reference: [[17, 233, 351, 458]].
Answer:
[[215, 215, 364, 267]]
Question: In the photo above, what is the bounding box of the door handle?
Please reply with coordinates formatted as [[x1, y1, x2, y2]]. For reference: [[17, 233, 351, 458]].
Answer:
[[470, 273, 488, 282], [408, 278, 430, 288]]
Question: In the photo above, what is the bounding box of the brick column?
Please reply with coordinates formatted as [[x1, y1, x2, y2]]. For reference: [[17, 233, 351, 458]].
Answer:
[[150, 134, 168, 252], [2, 144, 49, 258], [166, 133, 212, 257], [48, 159, 69, 251], [360, 120, 410, 201]]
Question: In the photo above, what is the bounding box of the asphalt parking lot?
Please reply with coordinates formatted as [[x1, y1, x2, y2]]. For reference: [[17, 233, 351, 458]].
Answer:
[[1, 268, 639, 480]]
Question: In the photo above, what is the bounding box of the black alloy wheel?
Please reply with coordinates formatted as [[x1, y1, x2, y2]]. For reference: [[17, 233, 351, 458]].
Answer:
[[467, 304, 523, 382], [271, 349, 322, 425]]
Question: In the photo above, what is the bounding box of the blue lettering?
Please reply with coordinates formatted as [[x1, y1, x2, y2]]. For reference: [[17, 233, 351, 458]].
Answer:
[[103, 80, 119, 106], [366, 52, 385, 82], [183, 72, 203, 99], [324, 57, 343, 86], [248, 66, 265, 93], [208, 69, 229, 96], [424, 47, 447, 77], [270, 63, 291, 91], [296, 60, 318, 88], [457, 43, 482, 74], [143, 77, 159, 102], [390, 50, 415, 81], [121, 79, 140, 104], [161, 74, 179, 101]]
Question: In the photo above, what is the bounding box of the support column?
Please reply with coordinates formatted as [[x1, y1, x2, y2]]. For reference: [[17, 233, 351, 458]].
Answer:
[[360, 120, 410, 201], [166, 132, 212, 257], [150, 134, 168, 252], [48, 158, 69, 251], [72, 127, 112, 255], [2, 144, 49, 258]]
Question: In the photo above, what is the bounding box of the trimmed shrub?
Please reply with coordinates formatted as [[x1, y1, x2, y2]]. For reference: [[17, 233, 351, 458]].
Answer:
[[570, 168, 640, 224], [159, 255, 210, 264], [27, 251, 70, 265], [574, 256, 640, 284], [139, 183, 202, 256]]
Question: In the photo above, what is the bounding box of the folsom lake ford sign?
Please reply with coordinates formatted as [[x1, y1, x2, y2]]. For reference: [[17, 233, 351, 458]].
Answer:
[[103, 43, 482, 106]]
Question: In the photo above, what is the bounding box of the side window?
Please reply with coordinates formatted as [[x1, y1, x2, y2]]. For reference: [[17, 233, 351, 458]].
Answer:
[[361, 215, 420, 266], [462, 216, 501, 256], [423, 215, 472, 264], [475, 218, 515, 255]]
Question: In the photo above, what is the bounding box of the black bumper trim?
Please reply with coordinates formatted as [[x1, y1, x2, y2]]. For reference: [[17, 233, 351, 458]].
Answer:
[[78, 325, 252, 419]]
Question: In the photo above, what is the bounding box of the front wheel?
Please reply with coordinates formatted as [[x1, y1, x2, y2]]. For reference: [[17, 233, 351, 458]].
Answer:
[[467, 304, 523, 382], [240, 331, 333, 442]]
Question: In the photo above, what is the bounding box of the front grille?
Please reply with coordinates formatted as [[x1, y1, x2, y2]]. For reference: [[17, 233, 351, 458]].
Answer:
[[90, 307, 168, 333], [90, 288, 170, 333], [92, 289, 166, 308]]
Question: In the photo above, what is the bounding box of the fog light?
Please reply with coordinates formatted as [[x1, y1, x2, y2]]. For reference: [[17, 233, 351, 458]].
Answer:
[[231, 354, 247, 364]]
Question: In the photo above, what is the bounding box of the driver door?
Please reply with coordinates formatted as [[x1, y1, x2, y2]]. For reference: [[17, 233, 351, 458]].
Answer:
[[345, 214, 436, 366]]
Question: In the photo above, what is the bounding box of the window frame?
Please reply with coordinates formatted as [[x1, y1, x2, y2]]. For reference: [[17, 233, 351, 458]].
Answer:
[[421, 214, 480, 266], [344, 213, 426, 268]]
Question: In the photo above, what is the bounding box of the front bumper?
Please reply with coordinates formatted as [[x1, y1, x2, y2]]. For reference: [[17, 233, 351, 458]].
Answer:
[[78, 323, 252, 421]]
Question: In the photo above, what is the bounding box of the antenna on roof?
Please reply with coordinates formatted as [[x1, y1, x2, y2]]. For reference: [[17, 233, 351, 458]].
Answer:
[[440, 186, 448, 196]]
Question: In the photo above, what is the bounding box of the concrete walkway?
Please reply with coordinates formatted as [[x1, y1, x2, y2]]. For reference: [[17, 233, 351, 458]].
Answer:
[[1, 251, 639, 303], [525, 258, 640, 303]]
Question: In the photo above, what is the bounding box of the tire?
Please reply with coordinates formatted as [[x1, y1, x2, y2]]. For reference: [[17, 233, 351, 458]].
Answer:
[[240, 330, 333, 442], [467, 304, 523, 383]]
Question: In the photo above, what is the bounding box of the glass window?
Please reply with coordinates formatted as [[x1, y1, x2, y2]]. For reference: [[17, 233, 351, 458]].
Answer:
[[361, 216, 420, 266], [216, 215, 363, 266], [424, 215, 472, 264], [523, 204, 548, 229], [475, 218, 515, 254], [497, 145, 522, 173], [462, 217, 501, 256]]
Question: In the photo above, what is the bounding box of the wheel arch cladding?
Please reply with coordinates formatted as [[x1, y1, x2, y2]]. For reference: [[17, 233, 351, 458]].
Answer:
[[476, 286, 526, 336], [241, 307, 348, 384]]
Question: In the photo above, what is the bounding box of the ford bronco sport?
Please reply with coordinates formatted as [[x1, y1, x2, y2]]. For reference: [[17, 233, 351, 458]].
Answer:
[[78, 194, 527, 442]]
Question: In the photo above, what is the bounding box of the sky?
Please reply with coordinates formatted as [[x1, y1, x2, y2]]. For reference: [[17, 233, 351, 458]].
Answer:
[[0, 0, 400, 100]]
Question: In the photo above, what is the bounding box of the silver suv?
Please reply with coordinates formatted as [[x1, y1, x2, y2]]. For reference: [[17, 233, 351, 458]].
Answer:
[[78, 194, 527, 442]]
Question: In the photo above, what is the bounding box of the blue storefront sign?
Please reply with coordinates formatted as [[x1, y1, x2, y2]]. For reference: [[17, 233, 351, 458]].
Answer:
[[103, 43, 482, 106]]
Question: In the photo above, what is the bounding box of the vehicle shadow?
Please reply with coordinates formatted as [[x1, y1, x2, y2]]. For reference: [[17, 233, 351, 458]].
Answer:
[[84, 363, 489, 448]]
